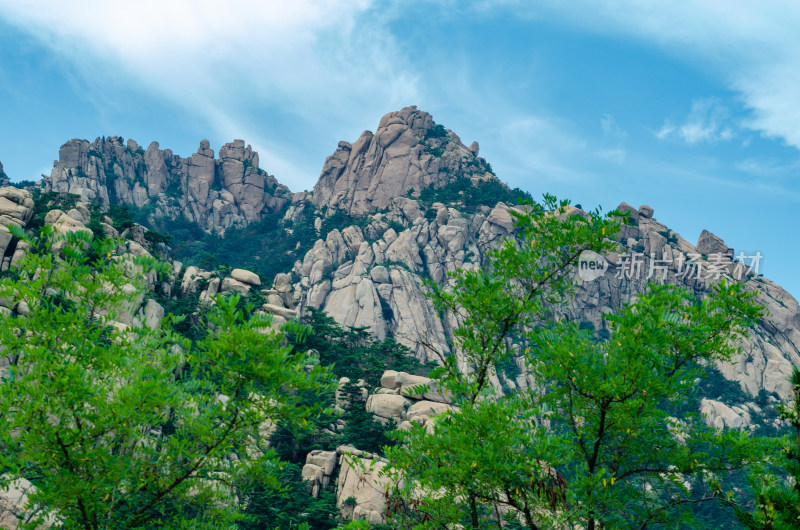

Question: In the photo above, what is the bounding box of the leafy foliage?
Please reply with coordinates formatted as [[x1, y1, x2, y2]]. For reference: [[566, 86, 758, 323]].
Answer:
[[415, 177, 533, 214], [288, 307, 432, 388], [146, 207, 318, 285], [238, 462, 340, 530], [384, 195, 768, 529], [737, 368, 800, 529], [0, 226, 334, 529], [7, 179, 37, 189]]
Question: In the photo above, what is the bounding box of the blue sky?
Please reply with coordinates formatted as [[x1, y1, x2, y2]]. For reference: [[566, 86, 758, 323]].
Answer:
[[0, 1, 798, 298]]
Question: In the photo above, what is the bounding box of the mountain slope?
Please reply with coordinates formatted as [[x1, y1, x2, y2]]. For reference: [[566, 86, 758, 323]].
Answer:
[[7, 106, 800, 427]]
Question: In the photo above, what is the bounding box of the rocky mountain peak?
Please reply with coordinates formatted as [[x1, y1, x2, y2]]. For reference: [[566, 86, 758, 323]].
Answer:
[[312, 106, 496, 217], [43, 137, 291, 234]]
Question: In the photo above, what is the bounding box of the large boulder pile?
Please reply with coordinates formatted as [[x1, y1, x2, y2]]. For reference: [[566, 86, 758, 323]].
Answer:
[[291, 194, 800, 412], [300, 445, 392, 525], [292, 198, 519, 362], [366, 370, 452, 431], [301, 370, 454, 524]]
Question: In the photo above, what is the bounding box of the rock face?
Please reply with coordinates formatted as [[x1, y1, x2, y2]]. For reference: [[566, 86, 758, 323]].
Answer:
[[0, 161, 8, 187], [0, 476, 57, 529], [301, 370, 457, 524], [27, 107, 800, 428], [700, 399, 755, 430], [312, 106, 496, 217], [0, 187, 34, 270], [42, 137, 291, 234], [290, 191, 800, 409], [336, 447, 391, 524]]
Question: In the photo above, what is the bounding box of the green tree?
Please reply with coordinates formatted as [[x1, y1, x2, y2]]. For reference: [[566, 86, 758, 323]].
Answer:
[[736, 368, 800, 529], [384, 196, 765, 529], [0, 226, 333, 529]]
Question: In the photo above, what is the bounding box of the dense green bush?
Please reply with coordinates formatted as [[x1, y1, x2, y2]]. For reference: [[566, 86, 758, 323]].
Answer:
[[288, 307, 432, 387], [415, 177, 533, 214], [27, 191, 81, 230]]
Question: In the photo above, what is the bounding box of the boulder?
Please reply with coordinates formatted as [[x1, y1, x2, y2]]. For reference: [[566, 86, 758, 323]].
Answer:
[[365, 394, 410, 421], [638, 204, 654, 219], [143, 299, 164, 330], [44, 209, 92, 239], [307, 450, 337, 477], [696, 229, 730, 257], [261, 303, 297, 320], [405, 400, 453, 422], [336, 449, 390, 524], [0, 187, 34, 227], [370, 265, 390, 284], [615, 202, 639, 224], [0, 475, 57, 528], [221, 277, 251, 295], [231, 268, 261, 286], [700, 399, 750, 430], [272, 273, 294, 308]]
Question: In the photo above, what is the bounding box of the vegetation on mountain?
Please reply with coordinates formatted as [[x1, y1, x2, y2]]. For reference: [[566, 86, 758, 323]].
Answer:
[[414, 177, 532, 215], [737, 368, 800, 529], [0, 226, 333, 529], [0, 178, 794, 529], [384, 196, 769, 529], [144, 206, 320, 285]]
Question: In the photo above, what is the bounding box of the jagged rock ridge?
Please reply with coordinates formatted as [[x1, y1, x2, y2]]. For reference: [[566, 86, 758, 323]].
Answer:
[[42, 137, 291, 233]]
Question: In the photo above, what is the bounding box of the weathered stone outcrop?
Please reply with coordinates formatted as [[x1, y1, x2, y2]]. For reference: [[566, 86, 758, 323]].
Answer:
[[0, 476, 57, 529], [301, 450, 338, 497], [0, 187, 34, 270], [336, 447, 391, 524], [300, 370, 455, 524], [291, 194, 800, 418], [312, 106, 495, 217], [700, 398, 758, 431], [42, 137, 291, 234]]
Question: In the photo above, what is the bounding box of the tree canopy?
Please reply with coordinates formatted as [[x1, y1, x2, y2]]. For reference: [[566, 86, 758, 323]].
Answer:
[[0, 226, 333, 529]]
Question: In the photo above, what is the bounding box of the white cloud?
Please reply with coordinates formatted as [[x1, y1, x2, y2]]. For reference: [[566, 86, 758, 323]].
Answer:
[[655, 123, 675, 141], [595, 148, 626, 164], [0, 0, 419, 187], [601, 114, 627, 140], [596, 114, 627, 163], [515, 1, 800, 150], [656, 98, 735, 145]]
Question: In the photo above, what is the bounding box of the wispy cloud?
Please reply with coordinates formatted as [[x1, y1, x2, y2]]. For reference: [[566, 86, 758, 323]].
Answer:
[[735, 156, 800, 181], [0, 0, 419, 187], [596, 114, 627, 163], [490, 115, 588, 183], [601, 114, 628, 140], [518, 1, 800, 151], [656, 98, 735, 145], [595, 148, 626, 164]]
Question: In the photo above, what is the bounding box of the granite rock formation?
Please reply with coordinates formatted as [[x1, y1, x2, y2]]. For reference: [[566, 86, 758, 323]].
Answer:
[[42, 138, 291, 234], [312, 106, 494, 217]]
